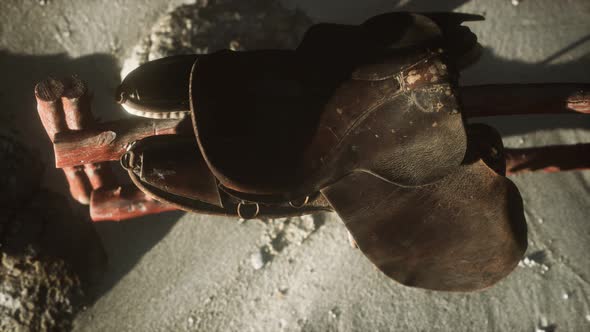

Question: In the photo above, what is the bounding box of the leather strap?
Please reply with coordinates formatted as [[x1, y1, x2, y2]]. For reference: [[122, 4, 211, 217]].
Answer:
[[122, 135, 333, 218]]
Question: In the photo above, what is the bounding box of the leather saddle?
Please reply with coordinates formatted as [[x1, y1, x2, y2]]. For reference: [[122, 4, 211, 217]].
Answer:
[[116, 12, 527, 291]]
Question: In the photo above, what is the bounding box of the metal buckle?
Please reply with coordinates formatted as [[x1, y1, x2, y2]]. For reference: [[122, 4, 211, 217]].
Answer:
[[288, 196, 309, 208], [237, 201, 260, 219], [120, 151, 134, 171], [120, 141, 139, 172]]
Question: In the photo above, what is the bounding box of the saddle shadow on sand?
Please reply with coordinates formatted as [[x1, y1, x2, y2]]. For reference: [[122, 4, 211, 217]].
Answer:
[[0, 51, 184, 302], [462, 46, 590, 137], [285, 0, 590, 136], [400, 0, 590, 136]]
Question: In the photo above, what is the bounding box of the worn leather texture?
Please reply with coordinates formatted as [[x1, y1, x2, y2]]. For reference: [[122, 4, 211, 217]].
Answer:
[[190, 48, 466, 197], [321, 159, 527, 291], [126, 135, 333, 218]]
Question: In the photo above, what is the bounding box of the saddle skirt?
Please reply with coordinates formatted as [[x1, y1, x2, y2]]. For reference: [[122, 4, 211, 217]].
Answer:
[[117, 12, 527, 292]]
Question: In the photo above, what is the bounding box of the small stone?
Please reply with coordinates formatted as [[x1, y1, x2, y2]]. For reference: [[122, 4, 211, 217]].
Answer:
[[562, 292, 569, 300], [188, 316, 195, 326], [535, 317, 556, 332], [329, 307, 341, 319], [519, 251, 550, 273], [347, 231, 358, 248], [250, 250, 266, 270], [511, 0, 521, 6]]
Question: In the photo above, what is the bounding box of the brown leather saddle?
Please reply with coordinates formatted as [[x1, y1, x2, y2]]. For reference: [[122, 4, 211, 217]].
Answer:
[[116, 12, 527, 291]]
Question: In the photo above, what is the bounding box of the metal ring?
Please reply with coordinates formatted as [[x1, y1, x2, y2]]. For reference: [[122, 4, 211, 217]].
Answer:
[[288, 196, 309, 208], [237, 201, 260, 219], [120, 151, 133, 171], [121, 141, 141, 171], [125, 140, 138, 152]]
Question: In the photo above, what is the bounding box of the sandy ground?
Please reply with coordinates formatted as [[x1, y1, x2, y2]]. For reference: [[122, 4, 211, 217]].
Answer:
[[1, 0, 589, 331]]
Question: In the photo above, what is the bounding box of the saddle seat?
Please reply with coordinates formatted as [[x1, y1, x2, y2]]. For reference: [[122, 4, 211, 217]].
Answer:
[[190, 50, 327, 197], [191, 47, 467, 199]]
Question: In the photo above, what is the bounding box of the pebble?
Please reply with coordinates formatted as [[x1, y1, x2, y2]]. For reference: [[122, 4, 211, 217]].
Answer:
[[250, 250, 266, 270], [518, 251, 550, 274], [329, 307, 341, 319]]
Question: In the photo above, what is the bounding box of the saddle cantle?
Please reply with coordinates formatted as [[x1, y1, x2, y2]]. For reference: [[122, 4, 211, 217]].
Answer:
[[116, 12, 527, 291]]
